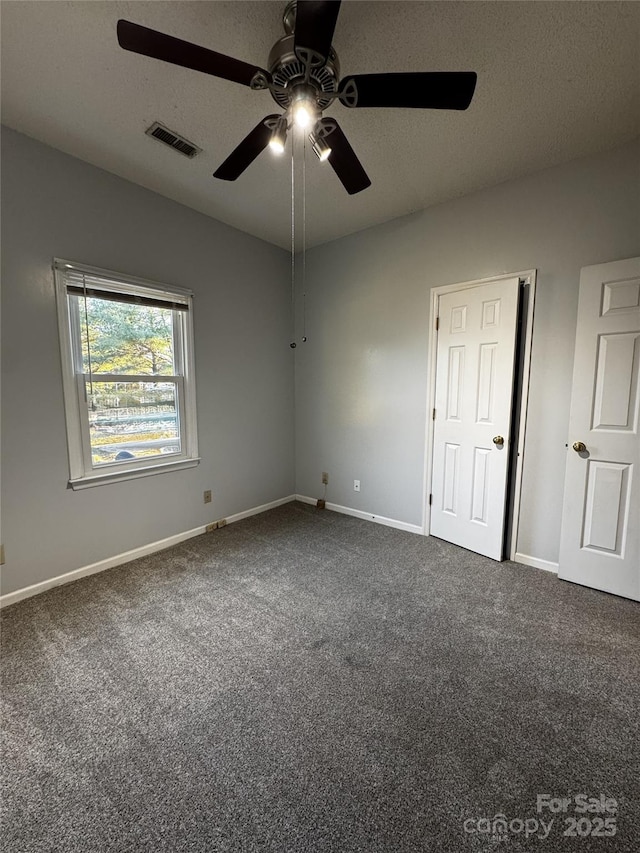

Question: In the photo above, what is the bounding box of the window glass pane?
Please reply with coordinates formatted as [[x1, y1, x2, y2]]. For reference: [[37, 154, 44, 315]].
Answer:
[[78, 296, 176, 375], [86, 381, 181, 466]]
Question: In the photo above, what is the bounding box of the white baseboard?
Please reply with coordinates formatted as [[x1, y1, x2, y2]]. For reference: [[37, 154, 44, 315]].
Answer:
[[224, 494, 296, 525], [514, 552, 559, 574], [295, 494, 318, 507], [296, 494, 423, 535], [0, 494, 297, 609]]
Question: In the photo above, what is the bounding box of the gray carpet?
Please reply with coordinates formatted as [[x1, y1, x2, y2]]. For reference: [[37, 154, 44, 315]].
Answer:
[[1, 501, 639, 852]]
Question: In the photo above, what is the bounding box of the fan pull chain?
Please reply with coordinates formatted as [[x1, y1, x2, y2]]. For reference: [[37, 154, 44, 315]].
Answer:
[[289, 130, 309, 348], [302, 132, 307, 343], [289, 139, 296, 349]]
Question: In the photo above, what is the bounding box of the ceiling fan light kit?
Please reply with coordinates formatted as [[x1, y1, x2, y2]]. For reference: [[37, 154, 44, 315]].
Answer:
[[289, 84, 319, 128], [309, 129, 331, 163], [117, 0, 477, 194], [269, 116, 289, 155]]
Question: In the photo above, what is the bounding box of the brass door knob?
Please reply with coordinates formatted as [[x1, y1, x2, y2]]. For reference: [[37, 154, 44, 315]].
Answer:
[[493, 435, 504, 445], [572, 441, 587, 453]]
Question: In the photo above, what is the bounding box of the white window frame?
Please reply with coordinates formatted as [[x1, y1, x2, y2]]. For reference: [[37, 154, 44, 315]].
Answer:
[[54, 258, 199, 489]]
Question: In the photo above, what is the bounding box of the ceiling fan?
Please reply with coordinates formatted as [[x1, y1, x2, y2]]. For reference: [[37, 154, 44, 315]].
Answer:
[[117, 0, 477, 195]]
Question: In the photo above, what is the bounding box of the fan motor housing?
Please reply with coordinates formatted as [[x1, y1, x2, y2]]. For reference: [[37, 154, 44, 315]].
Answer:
[[267, 34, 340, 111]]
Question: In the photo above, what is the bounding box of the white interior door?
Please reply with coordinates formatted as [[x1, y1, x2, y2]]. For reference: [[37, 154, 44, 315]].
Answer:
[[559, 257, 640, 601], [430, 277, 520, 560]]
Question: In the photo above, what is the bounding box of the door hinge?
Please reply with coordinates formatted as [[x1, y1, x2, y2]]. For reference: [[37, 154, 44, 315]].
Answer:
[[435, 317, 440, 331], [428, 493, 433, 506], [432, 407, 436, 420]]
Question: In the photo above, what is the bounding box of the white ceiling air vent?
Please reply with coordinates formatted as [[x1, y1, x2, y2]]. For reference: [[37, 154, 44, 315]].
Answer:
[[145, 122, 202, 158]]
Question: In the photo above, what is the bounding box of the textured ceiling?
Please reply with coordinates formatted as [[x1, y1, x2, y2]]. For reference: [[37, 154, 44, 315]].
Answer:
[[2, 1, 639, 250]]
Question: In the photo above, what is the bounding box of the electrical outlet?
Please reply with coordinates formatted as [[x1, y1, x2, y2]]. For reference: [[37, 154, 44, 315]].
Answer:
[[218, 518, 227, 528], [203, 490, 212, 504], [322, 471, 329, 485], [316, 498, 326, 509], [354, 479, 361, 492]]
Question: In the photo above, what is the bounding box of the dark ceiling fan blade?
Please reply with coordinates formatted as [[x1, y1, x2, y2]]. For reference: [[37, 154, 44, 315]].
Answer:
[[294, 1, 341, 67], [117, 20, 269, 88], [214, 116, 280, 181], [339, 72, 477, 110], [316, 119, 371, 195]]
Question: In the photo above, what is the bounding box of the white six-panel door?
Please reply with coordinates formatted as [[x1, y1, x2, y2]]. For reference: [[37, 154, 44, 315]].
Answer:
[[430, 277, 520, 560], [559, 257, 640, 601]]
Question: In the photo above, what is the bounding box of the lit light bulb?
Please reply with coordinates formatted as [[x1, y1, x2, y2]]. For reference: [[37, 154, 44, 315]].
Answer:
[[269, 116, 288, 155], [310, 128, 331, 162], [294, 104, 313, 128], [290, 85, 317, 130]]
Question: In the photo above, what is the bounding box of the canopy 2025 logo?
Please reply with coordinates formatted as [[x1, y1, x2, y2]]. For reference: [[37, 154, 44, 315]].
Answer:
[[537, 793, 617, 838]]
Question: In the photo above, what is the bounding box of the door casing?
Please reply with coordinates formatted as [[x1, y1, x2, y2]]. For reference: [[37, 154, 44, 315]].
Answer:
[[423, 270, 537, 560]]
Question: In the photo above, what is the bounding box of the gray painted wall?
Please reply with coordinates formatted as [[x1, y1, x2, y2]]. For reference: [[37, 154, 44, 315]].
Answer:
[[294, 139, 640, 564], [1, 127, 294, 596], [2, 128, 638, 597]]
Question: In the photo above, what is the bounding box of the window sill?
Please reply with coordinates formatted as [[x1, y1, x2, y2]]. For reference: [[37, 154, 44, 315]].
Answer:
[[68, 457, 200, 490]]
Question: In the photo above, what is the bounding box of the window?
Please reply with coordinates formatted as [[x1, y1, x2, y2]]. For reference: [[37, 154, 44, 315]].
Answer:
[[54, 259, 199, 489]]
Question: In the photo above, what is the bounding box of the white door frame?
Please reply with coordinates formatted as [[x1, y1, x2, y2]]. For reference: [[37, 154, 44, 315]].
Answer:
[[422, 270, 537, 560]]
